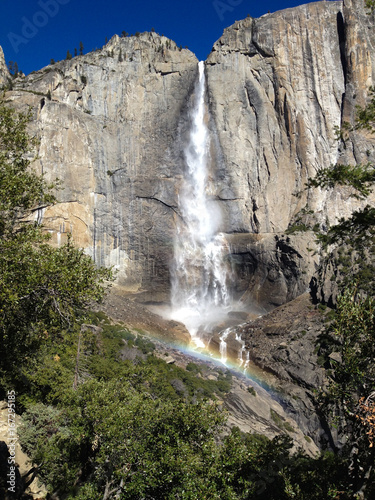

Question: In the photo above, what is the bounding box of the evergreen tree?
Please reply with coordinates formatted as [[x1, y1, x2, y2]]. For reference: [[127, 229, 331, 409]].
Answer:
[[7, 61, 19, 77], [0, 96, 112, 390]]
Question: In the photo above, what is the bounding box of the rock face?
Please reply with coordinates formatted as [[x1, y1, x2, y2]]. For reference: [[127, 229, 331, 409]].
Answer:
[[341, 0, 375, 141], [228, 293, 339, 449], [207, 2, 345, 234], [2, 0, 375, 309], [206, 0, 375, 308], [0, 46, 9, 87], [6, 33, 198, 302]]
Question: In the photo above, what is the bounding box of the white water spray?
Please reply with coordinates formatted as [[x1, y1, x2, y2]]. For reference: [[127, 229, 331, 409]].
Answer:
[[219, 328, 232, 365], [236, 333, 250, 369], [170, 62, 231, 347]]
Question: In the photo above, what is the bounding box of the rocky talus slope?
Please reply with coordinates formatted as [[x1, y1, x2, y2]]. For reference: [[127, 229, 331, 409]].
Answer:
[[90, 306, 320, 455], [210, 293, 338, 448]]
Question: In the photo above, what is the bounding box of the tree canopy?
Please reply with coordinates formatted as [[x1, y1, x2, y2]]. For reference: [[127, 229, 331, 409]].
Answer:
[[0, 95, 112, 390]]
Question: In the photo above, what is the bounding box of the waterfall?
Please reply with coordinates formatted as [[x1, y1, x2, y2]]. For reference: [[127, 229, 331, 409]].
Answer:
[[221, 329, 250, 368], [236, 333, 249, 368], [220, 328, 232, 365], [170, 61, 231, 347]]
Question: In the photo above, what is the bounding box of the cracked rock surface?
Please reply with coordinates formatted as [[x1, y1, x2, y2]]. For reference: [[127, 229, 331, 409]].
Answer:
[[1, 0, 375, 308]]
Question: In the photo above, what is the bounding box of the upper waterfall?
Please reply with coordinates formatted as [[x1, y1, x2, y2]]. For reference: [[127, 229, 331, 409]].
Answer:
[[170, 61, 232, 346]]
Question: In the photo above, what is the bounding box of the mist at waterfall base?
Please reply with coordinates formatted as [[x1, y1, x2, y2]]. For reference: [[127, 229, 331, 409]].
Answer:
[[147, 63, 279, 402], [166, 61, 249, 350]]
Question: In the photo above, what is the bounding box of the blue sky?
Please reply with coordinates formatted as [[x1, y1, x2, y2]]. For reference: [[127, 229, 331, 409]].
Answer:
[[1, 0, 314, 75]]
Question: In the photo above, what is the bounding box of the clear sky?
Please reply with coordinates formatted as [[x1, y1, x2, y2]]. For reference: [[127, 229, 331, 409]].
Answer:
[[1, 0, 316, 75]]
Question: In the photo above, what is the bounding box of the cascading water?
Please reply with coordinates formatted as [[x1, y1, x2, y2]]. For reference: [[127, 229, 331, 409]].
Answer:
[[220, 328, 232, 365], [236, 333, 250, 369], [170, 61, 232, 347]]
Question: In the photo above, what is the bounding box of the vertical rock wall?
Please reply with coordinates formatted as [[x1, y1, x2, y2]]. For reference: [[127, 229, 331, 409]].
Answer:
[[5, 33, 198, 302], [206, 0, 375, 308], [1, 0, 375, 309], [0, 47, 9, 87]]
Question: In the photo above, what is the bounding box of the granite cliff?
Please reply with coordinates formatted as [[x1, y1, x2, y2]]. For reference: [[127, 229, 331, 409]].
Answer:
[[4, 33, 198, 302], [1, 0, 375, 310], [0, 47, 9, 87], [206, 0, 375, 307]]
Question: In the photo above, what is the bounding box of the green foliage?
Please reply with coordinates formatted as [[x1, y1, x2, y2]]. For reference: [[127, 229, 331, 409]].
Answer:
[[288, 27, 375, 495], [318, 288, 375, 494], [7, 61, 19, 77], [320, 289, 375, 417], [285, 207, 318, 235], [366, 0, 375, 12], [19, 379, 227, 498], [215, 430, 350, 500], [285, 222, 310, 234], [18, 403, 78, 488], [247, 386, 257, 396], [19, 384, 353, 500], [300, 86, 375, 295], [306, 163, 375, 200], [88, 310, 111, 325], [145, 356, 232, 401], [134, 335, 155, 354], [0, 98, 55, 237], [356, 86, 375, 131], [0, 236, 112, 384], [0, 97, 113, 391], [270, 409, 295, 433], [317, 205, 375, 249], [12, 302, 359, 499], [186, 361, 201, 374], [314, 204, 375, 293]]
